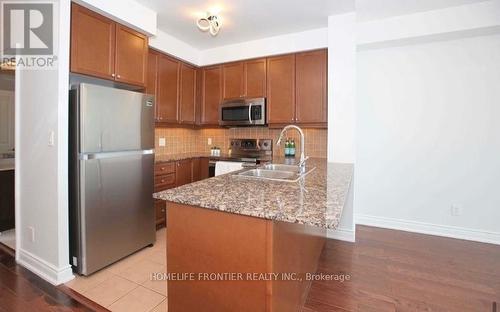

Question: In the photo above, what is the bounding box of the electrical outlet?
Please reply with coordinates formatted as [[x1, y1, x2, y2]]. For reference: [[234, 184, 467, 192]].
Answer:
[[159, 137, 166, 147], [450, 204, 461, 217], [28, 226, 35, 242], [208, 138, 212, 145]]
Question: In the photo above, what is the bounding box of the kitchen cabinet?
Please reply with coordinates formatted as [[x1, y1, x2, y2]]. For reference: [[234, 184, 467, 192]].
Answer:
[[179, 63, 196, 124], [70, 4, 115, 80], [70, 3, 148, 87], [200, 65, 222, 125], [157, 55, 180, 123], [267, 54, 296, 124], [175, 159, 192, 187], [244, 59, 266, 98], [154, 200, 166, 229], [222, 62, 245, 99], [114, 24, 148, 86], [191, 157, 209, 182], [198, 157, 210, 180], [295, 49, 327, 125], [222, 59, 266, 100], [153, 157, 211, 228]]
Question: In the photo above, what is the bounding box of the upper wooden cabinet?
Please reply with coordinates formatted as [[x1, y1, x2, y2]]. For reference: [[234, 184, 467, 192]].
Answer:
[[157, 55, 180, 123], [70, 3, 148, 87], [71, 4, 115, 80], [200, 65, 222, 125], [244, 59, 266, 98], [222, 59, 266, 100], [114, 25, 148, 86], [222, 62, 244, 99], [267, 54, 296, 124], [179, 63, 196, 124], [295, 49, 327, 124]]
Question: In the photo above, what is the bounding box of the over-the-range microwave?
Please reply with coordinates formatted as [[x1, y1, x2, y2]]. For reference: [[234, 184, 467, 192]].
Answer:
[[219, 98, 266, 127]]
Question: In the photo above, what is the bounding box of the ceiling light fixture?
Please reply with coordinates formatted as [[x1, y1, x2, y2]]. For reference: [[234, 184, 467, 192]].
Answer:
[[197, 13, 221, 36]]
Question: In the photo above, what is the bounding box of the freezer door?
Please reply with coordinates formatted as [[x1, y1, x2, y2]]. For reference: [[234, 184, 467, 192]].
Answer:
[[79, 83, 154, 153], [78, 151, 155, 275]]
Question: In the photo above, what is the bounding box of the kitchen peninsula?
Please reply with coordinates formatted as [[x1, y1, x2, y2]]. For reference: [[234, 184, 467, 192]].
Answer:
[[154, 158, 353, 311]]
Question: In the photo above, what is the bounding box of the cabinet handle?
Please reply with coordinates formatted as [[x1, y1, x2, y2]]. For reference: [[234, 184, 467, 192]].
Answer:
[[160, 167, 165, 171], [117, 74, 121, 79], [111, 73, 115, 77], [161, 208, 166, 213], [161, 179, 165, 183]]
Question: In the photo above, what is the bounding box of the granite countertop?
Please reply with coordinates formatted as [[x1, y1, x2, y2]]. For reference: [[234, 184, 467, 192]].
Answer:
[[154, 158, 353, 230], [0, 158, 15, 172]]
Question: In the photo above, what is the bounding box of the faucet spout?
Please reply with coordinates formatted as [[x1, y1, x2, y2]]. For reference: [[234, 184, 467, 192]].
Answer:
[[276, 125, 307, 173]]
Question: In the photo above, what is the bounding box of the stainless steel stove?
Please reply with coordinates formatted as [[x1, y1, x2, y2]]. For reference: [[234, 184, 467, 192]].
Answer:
[[208, 139, 272, 177]]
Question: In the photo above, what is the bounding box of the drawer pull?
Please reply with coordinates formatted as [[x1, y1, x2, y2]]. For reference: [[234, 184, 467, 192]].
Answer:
[[161, 179, 165, 183]]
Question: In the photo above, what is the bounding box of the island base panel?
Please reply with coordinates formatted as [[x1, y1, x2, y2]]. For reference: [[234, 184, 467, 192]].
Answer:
[[166, 202, 326, 312]]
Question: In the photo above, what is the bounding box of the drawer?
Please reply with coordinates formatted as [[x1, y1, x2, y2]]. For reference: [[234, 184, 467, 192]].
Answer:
[[154, 200, 166, 223], [155, 162, 175, 176], [154, 173, 176, 192]]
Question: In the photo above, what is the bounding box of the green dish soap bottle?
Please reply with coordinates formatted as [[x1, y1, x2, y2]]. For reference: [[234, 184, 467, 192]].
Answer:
[[284, 139, 290, 157]]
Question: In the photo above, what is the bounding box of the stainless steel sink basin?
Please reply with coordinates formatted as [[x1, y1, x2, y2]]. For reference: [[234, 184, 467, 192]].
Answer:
[[238, 169, 297, 180], [236, 166, 316, 182], [261, 164, 300, 172]]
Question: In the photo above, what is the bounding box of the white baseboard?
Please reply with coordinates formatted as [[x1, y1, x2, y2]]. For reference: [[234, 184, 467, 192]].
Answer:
[[327, 227, 356, 242], [355, 214, 500, 245], [17, 248, 74, 285]]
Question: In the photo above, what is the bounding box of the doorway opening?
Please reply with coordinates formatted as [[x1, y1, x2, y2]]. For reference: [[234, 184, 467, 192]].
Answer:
[[0, 67, 15, 252]]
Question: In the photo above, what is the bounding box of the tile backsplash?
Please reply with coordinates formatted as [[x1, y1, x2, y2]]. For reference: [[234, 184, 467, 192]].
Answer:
[[155, 127, 327, 158]]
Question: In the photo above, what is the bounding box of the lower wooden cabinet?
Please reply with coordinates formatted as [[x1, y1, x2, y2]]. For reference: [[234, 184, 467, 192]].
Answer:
[[154, 200, 166, 229], [154, 157, 211, 228]]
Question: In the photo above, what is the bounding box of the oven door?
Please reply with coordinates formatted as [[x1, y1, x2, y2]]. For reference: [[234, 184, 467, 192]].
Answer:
[[219, 98, 266, 126]]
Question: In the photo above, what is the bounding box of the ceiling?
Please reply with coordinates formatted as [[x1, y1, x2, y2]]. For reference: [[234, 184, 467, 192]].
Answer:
[[136, 0, 355, 49], [356, 0, 492, 21], [136, 0, 491, 50]]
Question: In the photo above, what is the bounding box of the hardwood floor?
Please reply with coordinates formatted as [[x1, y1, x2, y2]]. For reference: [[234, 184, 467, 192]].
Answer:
[[1, 225, 499, 311], [0, 244, 108, 312], [304, 226, 500, 312]]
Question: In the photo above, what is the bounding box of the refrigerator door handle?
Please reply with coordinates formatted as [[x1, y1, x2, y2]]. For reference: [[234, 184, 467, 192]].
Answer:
[[79, 149, 154, 160]]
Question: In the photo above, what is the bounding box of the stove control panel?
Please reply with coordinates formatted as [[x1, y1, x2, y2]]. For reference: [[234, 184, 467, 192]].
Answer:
[[230, 139, 272, 152]]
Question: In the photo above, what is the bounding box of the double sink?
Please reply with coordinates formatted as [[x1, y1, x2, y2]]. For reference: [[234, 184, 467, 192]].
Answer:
[[237, 164, 315, 182]]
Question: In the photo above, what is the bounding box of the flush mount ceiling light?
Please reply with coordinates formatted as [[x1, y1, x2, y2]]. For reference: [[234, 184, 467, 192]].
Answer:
[[197, 13, 221, 36]]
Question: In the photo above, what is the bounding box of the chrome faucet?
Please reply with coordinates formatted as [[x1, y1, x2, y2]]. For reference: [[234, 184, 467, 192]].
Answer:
[[276, 125, 308, 174]]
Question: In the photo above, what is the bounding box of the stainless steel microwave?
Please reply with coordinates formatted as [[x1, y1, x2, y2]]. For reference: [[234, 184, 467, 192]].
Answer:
[[219, 98, 266, 127]]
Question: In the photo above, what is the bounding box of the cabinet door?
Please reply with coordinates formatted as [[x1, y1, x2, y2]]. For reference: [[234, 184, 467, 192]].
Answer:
[[191, 158, 200, 182], [179, 63, 196, 124], [222, 62, 244, 99], [199, 157, 210, 180], [115, 24, 148, 87], [70, 3, 115, 80], [154, 200, 166, 228], [146, 50, 159, 120], [245, 59, 266, 98], [157, 55, 180, 123], [267, 54, 295, 124], [176, 159, 192, 187], [201, 66, 222, 125], [295, 50, 327, 124]]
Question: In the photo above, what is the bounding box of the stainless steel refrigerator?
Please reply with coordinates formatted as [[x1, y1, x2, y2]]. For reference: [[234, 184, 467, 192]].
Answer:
[[69, 83, 155, 275]]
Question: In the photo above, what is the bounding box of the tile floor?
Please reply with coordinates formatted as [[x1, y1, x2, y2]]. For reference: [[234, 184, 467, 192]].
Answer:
[[66, 228, 167, 312], [0, 228, 16, 250]]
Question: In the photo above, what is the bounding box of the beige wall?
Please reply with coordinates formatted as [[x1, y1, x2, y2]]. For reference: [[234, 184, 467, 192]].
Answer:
[[155, 127, 327, 158]]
